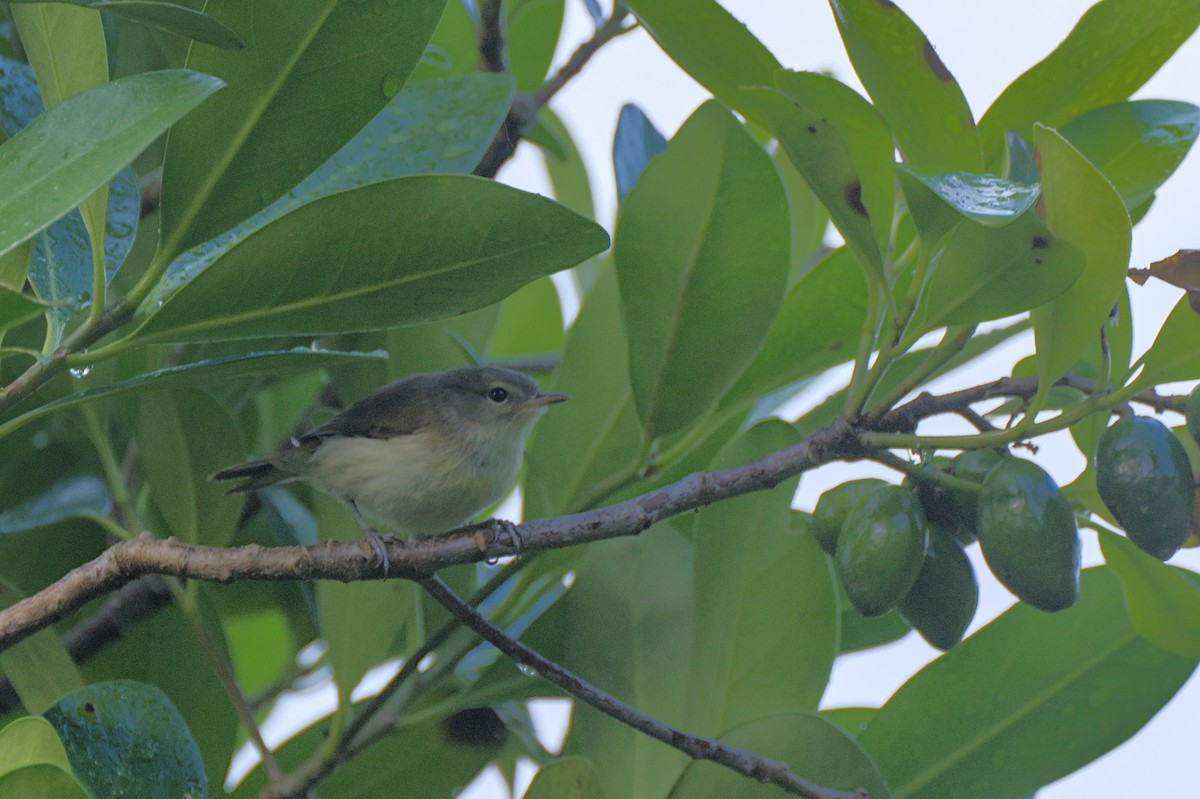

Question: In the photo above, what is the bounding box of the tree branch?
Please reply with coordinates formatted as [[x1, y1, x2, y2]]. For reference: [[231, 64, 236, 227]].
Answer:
[[418, 575, 866, 799], [0, 418, 859, 653], [473, 7, 635, 178]]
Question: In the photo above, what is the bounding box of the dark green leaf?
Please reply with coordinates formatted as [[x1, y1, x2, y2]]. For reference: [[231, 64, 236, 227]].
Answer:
[[537, 107, 595, 219], [560, 527, 694, 798], [1062, 99, 1200, 211], [0, 286, 43, 334], [408, 0, 478, 82], [0, 69, 222, 258], [1137, 293, 1200, 384], [689, 423, 835, 737], [136, 389, 245, 547], [524, 757, 609, 799], [525, 270, 641, 517], [978, 0, 1200, 167], [0, 476, 109, 535], [624, 0, 780, 123], [137, 177, 609, 343], [508, 0, 564, 92], [9, 0, 244, 49], [921, 211, 1084, 328], [895, 167, 1039, 226], [721, 247, 866, 412], [774, 70, 895, 258], [616, 101, 789, 438], [158, 0, 446, 259], [667, 713, 894, 799], [44, 680, 207, 799], [746, 86, 884, 280], [829, 0, 981, 172], [858, 568, 1198, 799], [0, 580, 83, 714], [0, 348, 384, 441], [613, 102, 667, 203], [1031, 124, 1131, 394], [487, 277, 563, 360], [1099, 529, 1200, 658]]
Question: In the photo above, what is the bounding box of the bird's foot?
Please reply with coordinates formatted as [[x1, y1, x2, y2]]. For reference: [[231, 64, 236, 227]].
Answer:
[[485, 518, 523, 554], [347, 501, 392, 577]]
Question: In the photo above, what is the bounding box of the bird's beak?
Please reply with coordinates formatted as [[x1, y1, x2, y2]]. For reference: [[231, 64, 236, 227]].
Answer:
[[532, 391, 570, 407]]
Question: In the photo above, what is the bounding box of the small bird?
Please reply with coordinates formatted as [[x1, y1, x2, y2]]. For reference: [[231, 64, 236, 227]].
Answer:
[[210, 366, 568, 572]]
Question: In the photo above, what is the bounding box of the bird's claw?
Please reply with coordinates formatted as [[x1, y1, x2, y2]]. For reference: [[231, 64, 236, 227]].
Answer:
[[485, 518, 523, 554]]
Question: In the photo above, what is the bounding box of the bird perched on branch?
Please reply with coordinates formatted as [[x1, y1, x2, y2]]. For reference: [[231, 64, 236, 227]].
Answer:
[[211, 366, 568, 573]]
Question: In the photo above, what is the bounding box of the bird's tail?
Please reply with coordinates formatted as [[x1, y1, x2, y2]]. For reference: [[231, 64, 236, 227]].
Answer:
[[209, 459, 295, 493]]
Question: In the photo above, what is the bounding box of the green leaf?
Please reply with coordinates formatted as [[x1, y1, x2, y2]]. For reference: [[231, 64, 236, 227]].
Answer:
[[524, 757, 609, 799], [688, 422, 835, 737], [158, 0, 446, 260], [828, 0, 981, 172], [895, 167, 1039, 227], [508, 0, 563, 92], [1031, 125, 1131, 396], [0, 580, 83, 713], [1137, 293, 1200, 384], [0, 476, 108, 535], [43, 680, 207, 799], [1099, 529, 1200, 658], [0, 348, 384, 441], [26, 0, 242, 48], [0, 717, 72, 775], [314, 493, 414, 704], [0, 286, 43, 334], [524, 270, 641, 517], [624, 0, 780, 124], [615, 101, 789, 438], [0, 763, 90, 799], [821, 707, 877, 738], [135, 389, 245, 547], [11, 1, 110, 297], [559, 527, 695, 798], [408, 0, 477, 82], [921, 211, 1084, 328], [719, 246, 866, 413], [613, 102, 667, 204], [667, 713, 894, 799], [978, 0, 1200, 167], [137, 176, 609, 343], [0, 68, 222, 259], [746, 86, 884, 280], [536, 107, 595, 219], [1062, 99, 1200, 212], [773, 70, 895, 258], [773, 143, 828, 285], [858, 567, 1198, 799], [487, 277, 563, 360]]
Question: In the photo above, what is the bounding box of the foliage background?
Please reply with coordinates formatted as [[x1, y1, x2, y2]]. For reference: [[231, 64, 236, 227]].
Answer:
[[481, 2, 1200, 797]]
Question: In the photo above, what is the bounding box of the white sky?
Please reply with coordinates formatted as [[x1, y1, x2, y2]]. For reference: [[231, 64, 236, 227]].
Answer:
[[481, 2, 1200, 798]]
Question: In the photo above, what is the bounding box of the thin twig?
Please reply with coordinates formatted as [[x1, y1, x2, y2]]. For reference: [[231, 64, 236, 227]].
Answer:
[[419, 576, 866, 799]]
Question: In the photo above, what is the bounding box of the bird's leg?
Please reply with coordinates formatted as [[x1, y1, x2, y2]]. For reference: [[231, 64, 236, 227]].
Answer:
[[347, 501, 390, 576], [485, 518, 523, 554]]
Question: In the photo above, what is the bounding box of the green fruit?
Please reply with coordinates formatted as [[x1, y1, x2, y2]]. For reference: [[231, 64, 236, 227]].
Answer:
[[812, 478, 887, 556], [977, 458, 1080, 612], [836, 485, 929, 617], [906, 455, 957, 528], [1095, 415, 1193, 560], [943, 449, 1007, 544], [899, 528, 979, 650], [1186, 384, 1200, 446]]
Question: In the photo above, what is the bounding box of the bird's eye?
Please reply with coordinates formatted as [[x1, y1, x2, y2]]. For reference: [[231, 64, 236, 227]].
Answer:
[[488, 386, 509, 403]]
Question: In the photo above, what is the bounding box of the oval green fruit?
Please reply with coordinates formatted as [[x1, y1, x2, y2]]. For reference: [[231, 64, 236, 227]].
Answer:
[[906, 455, 957, 529], [899, 528, 979, 650], [1186, 384, 1200, 446], [977, 458, 1080, 612], [943, 448, 1006, 544], [812, 478, 887, 556], [836, 485, 929, 617], [1095, 415, 1193, 560]]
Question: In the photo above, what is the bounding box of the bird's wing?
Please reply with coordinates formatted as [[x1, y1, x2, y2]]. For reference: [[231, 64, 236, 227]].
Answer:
[[300, 376, 438, 442]]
